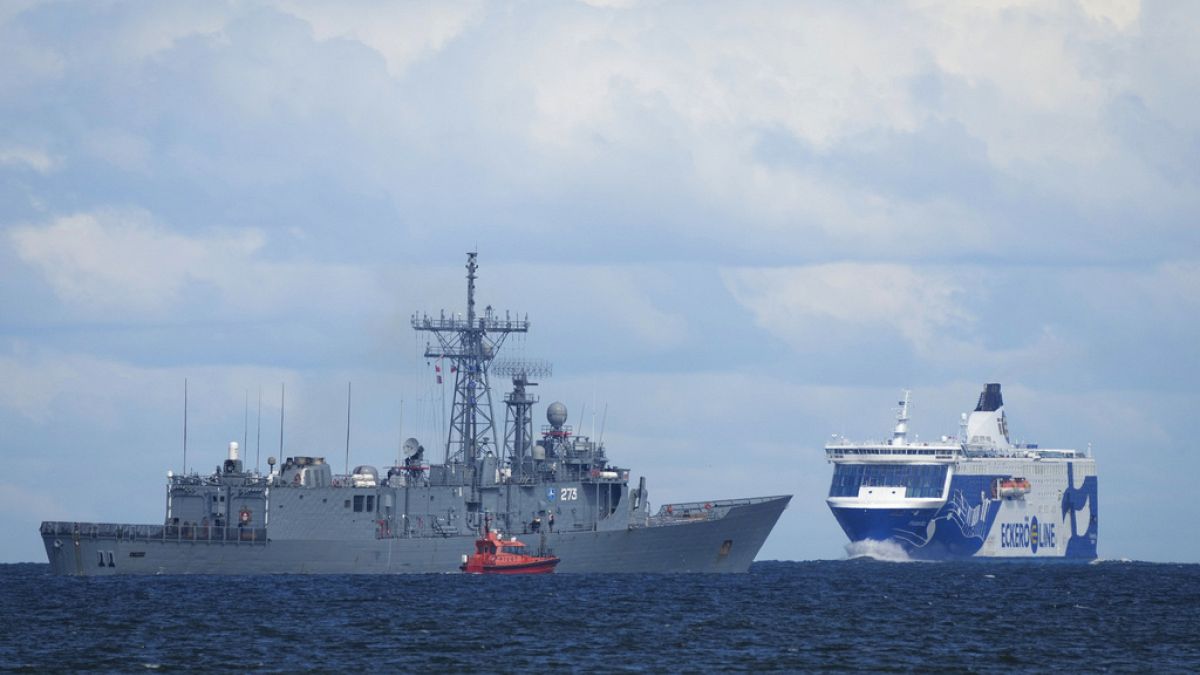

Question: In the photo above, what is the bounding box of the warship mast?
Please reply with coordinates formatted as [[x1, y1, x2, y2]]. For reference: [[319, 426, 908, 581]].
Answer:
[[493, 359, 552, 482], [412, 252, 528, 467]]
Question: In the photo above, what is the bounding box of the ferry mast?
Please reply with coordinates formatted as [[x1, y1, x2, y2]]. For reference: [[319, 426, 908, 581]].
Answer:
[[412, 252, 529, 465]]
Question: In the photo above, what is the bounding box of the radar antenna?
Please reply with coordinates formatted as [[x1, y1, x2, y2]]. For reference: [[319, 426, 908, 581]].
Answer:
[[493, 359, 552, 480], [412, 252, 529, 465]]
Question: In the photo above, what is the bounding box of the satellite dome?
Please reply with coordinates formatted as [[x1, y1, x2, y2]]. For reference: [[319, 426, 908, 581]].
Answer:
[[547, 402, 568, 428], [403, 437, 421, 454]]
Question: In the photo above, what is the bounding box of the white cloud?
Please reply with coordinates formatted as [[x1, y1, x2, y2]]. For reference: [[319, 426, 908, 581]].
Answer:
[[517, 4, 926, 155], [722, 263, 972, 357], [385, 0, 1188, 260], [4, 1, 1193, 264], [1048, 260, 1200, 331], [510, 1, 1141, 171], [0, 9, 64, 95], [721, 260, 1200, 386], [0, 346, 99, 424], [0, 145, 55, 173], [1079, 0, 1141, 30], [520, 265, 688, 350], [0, 344, 305, 430], [378, 261, 691, 354], [7, 209, 387, 320], [114, 5, 229, 60], [275, 1, 482, 78], [9, 209, 264, 314]]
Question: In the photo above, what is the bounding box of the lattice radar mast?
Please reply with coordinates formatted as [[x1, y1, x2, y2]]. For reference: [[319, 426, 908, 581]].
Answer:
[[492, 358, 553, 479], [411, 253, 529, 465]]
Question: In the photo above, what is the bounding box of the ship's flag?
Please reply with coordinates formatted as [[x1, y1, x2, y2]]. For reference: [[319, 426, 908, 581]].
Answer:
[[435, 364, 442, 373]]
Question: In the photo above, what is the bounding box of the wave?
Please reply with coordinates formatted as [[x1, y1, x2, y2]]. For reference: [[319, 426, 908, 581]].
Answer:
[[844, 539, 920, 563]]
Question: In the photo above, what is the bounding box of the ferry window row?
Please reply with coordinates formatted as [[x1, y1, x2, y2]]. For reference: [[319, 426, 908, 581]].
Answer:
[[828, 464, 947, 498], [834, 448, 944, 456]]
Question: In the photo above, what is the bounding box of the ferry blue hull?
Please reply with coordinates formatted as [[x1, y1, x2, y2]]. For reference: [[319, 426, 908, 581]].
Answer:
[[830, 465, 1098, 561]]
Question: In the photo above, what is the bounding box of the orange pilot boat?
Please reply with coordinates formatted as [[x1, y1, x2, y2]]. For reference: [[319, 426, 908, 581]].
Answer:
[[460, 521, 559, 575]]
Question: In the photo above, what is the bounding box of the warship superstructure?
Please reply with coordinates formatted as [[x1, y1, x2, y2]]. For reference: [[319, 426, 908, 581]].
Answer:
[[41, 253, 790, 575], [826, 384, 1098, 560]]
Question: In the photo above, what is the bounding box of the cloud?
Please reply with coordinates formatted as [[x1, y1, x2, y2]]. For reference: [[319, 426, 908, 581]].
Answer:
[[0, 346, 119, 424], [376, 260, 693, 362], [0, 1, 1194, 269], [1079, 0, 1141, 29], [7, 209, 388, 322], [9, 209, 265, 315], [0, 5, 64, 96], [503, 264, 688, 351], [276, 1, 483, 78], [722, 263, 973, 358], [0, 145, 55, 173], [722, 260, 1200, 392]]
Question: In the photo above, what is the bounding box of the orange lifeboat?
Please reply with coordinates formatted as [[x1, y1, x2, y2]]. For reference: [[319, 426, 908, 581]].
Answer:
[[460, 521, 559, 575], [996, 477, 1032, 499]]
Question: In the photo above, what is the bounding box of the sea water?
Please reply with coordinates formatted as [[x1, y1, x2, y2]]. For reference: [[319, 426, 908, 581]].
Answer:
[[1, 560, 1196, 671]]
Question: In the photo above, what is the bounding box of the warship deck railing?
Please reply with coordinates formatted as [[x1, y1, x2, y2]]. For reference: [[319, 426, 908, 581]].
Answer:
[[633, 495, 788, 528], [41, 521, 269, 544]]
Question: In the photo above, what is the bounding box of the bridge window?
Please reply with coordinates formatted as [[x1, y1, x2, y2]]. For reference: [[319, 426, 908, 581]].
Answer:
[[829, 464, 947, 498], [353, 495, 365, 512], [366, 496, 375, 512]]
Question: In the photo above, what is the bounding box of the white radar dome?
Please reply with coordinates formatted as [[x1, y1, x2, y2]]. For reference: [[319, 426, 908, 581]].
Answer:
[[547, 402, 568, 428]]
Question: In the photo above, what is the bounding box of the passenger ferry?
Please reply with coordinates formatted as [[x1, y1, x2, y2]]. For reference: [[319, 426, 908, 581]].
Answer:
[[825, 384, 1098, 560]]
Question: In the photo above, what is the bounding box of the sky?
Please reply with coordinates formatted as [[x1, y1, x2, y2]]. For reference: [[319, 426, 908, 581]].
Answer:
[[1, 0, 1198, 563]]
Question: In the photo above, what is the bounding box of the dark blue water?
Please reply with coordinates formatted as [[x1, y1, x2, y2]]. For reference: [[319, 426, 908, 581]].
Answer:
[[2, 560, 1197, 672]]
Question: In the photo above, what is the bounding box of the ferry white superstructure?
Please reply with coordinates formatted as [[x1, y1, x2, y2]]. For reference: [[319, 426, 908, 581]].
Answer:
[[825, 384, 1098, 560]]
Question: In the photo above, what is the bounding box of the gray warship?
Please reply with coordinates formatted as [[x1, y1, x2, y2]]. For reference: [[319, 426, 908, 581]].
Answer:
[[41, 253, 791, 575]]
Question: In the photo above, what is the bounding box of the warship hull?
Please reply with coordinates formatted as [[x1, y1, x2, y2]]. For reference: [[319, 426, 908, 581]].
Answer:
[[42, 495, 789, 575], [39, 254, 793, 575]]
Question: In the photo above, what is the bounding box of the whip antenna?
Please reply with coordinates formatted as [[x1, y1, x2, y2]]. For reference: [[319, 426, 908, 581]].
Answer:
[[256, 387, 262, 473], [279, 383, 285, 458], [345, 381, 352, 476], [182, 378, 188, 474]]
